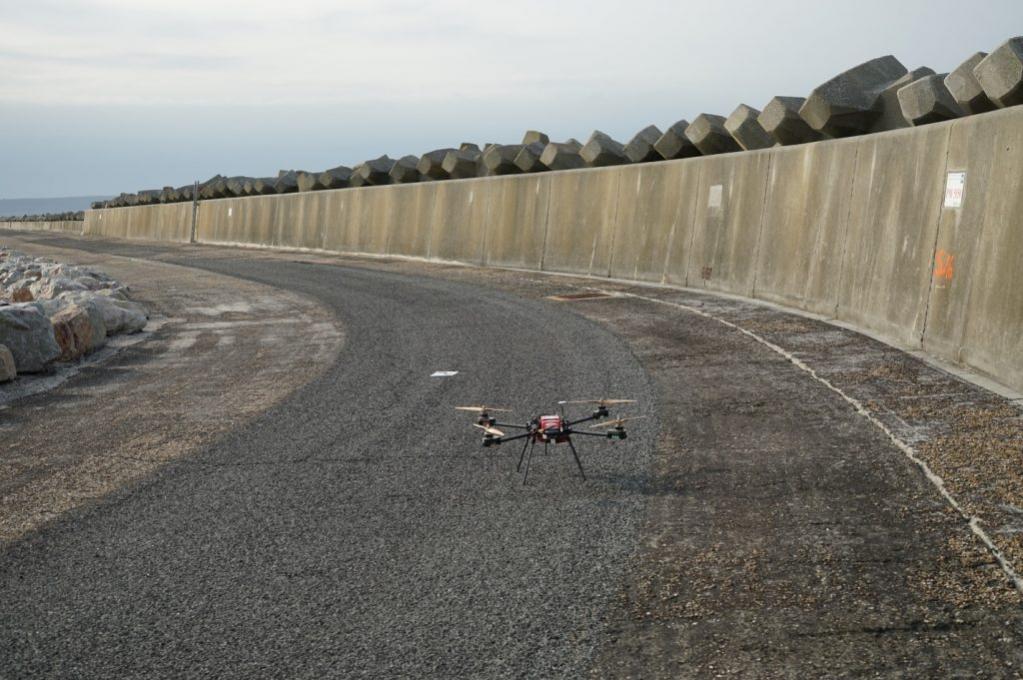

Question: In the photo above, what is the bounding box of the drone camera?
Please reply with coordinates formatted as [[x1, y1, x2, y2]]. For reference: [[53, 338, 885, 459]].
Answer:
[[606, 428, 627, 440]]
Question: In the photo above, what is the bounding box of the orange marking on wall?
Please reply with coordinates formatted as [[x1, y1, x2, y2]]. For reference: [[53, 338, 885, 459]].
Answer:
[[934, 249, 955, 282]]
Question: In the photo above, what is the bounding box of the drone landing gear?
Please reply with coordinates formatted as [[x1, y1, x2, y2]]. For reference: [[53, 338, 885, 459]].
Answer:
[[515, 438, 586, 484]]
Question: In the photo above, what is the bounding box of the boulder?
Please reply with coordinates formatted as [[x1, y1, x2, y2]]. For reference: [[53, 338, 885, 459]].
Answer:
[[974, 37, 1023, 108], [441, 149, 479, 179], [898, 73, 965, 126], [297, 171, 326, 192], [482, 144, 524, 176], [30, 276, 87, 300], [581, 130, 628, 167], [685, 114, 741, 155], [417, 149, 454, 180], [513, 142, 549, 173], [623, 125, 663, 163], [318, 165, 352, 190], [0, 305, 60, 373], [868, 66, 936, 132], [724, 104, 773, 150], [11, 287, 33, 303], [945, 52, 996, 114], [799, 55, 908, 137], [539, 142, 586, 170], [522, 130, 550, 146], [351, 156, 396, 187], [653, 120, 701, 159], [389, 155, 422, 183], [60, 291, 147, 335], [50, 304, 105, 361], [758, 97, 824, 146], [0, 344, 14, 383]]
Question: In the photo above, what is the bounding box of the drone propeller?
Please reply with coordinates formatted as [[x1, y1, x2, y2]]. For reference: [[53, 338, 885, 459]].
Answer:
[[591, 416, 647, 429], [455, 405, 513, 414], [559, 398, 637, 407], [474, 423, 505, 437]]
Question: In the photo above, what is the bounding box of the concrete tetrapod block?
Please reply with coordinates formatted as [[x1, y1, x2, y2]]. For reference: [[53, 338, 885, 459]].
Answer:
[[225, 176, 249, 196], [869, 66, 936, 132], [974, 37, 1023, 108], [799, 55, 908, 137], [623, 125, 663, 163], [252, 178, 277, 195], [898, 74, 964, 126], [274, 171, 300, 194], [539, 142, 586, 170], [758, 97, 824, 146], [389, 155, 422, 183], [945, 52, 996, 114], [685, 114, 741, 155], [318, 165, 352, 190], [653, 120, 701, 159], [513, 142, 549, 173], [724, 104, 773, 150], [417, 149, 455, 180], [297, 171, 326, 193], [580, 130, 629, 167], [351, 156, 395, 187], [522, 130, 550, 146], [482, 144, 524, 176], [441, 149, 479, 179]]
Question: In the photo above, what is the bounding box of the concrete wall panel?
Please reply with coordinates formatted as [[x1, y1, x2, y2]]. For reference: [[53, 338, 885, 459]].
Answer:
[[86, 204, 191, 242], [0, 221, 83, 234], [543, 168, 620, 276], [482, 175, 549, 271], [753, 139, 860, 314], [837, 125, 951, 347], [686, 151, 773, 296], [610, 160, 702, 283], [426, 180, 489, 264]]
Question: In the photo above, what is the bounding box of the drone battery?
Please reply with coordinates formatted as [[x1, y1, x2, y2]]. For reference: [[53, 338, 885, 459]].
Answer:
[[539, 415, 562, 431]]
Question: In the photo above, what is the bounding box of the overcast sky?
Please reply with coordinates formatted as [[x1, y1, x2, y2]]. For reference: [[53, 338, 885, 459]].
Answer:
[[2, 0, 1021, 198]]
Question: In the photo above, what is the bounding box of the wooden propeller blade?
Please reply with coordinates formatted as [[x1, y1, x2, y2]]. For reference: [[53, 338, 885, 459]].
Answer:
[[455, 405, 513, 413], [561, 398, 637, 406], [474, 423, 505, 437], [592, 416, 647, 429]]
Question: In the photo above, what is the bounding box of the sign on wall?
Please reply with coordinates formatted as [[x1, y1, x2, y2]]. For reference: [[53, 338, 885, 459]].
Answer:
[[944, 172, 966, 208], [708, 184, 723, 209]]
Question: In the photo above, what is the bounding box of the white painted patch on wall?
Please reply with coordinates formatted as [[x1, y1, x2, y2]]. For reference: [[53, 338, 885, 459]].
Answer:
[[708, 184, 723, 209], [430, 370, 459, 377], [228, 207, 233, 217]]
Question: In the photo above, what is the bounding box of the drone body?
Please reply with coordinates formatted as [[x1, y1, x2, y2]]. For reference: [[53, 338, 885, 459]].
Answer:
[[455, 400, 642, 483]]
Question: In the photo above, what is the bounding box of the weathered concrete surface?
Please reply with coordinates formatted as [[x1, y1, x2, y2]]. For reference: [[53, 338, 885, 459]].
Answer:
[[837, 123, 950, 347], [623, 125, 663, 164], [974, 37, 1023, 108], [799, 55, 908, 137], [296, 171, 326, 193], [425, 179, 488, 263], [725, 104, 773, 150], [898, 73, 964, 126], [481, 175, 549, 270], [543, 168, 620, 276], [653, 120, 700, 160], [758, 96, 824, 146], [0, 221, 83, 235], [946, 52, 997, 114], [685, 114, 741, 156], [84, 204, 192, 243], [686, 150, 772, 296], [753, 138, 858, 314]]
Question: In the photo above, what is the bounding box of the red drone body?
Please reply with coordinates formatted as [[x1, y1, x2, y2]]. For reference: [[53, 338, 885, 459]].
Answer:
[[537, 415, 570, 443]]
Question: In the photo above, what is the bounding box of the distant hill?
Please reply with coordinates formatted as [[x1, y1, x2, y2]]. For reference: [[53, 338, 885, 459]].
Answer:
[[0, 196, 112, 219]]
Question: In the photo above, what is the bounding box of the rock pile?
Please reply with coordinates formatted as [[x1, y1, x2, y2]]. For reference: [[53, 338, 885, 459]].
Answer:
[[0, 211, 85, 222], [0, 248, 148, 382]]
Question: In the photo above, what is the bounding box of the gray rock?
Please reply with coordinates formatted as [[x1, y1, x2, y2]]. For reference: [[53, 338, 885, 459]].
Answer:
[[522, 131, 550, 146], [898, 73, 964, 126], [417, 149, 455, 180], [351, 156, 395, 187], [945, 52, 996, 114], [623, 125, 663, 163], [60, 291, 147, 335], [441, 149, 479, 179], [296, 171, 326, 193], [653, 120, 701, 159], [799, 55, 909, 137], [389, 155, 422, 183], [0, 344, 14, 383], [318, 165, 352, 190], [482, 145, 524, 176], [685, 114, 742, 155], [0, 305, 60, 373], [758, 97, 824, 146], [513, 142, 549, 173], [724, 104, 773, 150], [869, 66, 936, 132], [974, 37, 1023, 108], [539, 142, 586, 171], [580, 131, 628, 167], [30, 276, 87, 300]]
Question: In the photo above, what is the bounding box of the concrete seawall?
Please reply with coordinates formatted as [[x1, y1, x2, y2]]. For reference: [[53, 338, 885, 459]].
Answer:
[[1, 221, 84, 234], [70, 106, 1023, 394]]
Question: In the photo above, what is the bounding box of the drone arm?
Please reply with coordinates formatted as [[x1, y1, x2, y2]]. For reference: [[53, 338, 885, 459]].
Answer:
[[491, 421, 531, 431], [565, 414, 602, 428], [569, 429, 615, 438], [495, 431, 534, 443]]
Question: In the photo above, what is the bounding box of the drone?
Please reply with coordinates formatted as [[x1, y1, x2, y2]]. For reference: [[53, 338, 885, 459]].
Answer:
[[455, 399, 644, 483]]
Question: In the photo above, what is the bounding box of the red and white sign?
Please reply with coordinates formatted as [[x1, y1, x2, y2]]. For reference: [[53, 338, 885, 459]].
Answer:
[[944, 172, 966, 208]]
